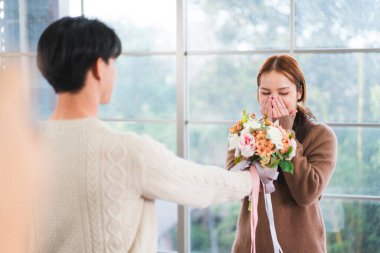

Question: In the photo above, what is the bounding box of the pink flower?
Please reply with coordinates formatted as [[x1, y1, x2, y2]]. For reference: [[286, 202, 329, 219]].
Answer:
[[238, 131, 256, 158]]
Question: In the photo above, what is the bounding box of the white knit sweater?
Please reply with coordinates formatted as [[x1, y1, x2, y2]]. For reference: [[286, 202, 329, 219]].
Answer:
[[31, 118, 252, 253]]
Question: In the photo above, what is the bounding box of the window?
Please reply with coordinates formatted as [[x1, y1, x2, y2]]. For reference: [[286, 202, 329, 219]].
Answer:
[[3, 0, 380, 252], [187, 1, 380, 253]]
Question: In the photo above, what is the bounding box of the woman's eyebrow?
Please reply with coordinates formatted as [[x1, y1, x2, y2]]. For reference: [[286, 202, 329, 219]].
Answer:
[[260, 86, 290, 90]]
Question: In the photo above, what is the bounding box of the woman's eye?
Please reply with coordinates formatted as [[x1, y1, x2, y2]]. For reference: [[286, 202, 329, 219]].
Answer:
[[261, 92, 270, 95], [279, 93, 289, 96]]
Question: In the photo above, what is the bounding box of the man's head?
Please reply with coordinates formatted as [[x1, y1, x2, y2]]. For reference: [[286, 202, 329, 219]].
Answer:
[[37, 16, 122, 103]]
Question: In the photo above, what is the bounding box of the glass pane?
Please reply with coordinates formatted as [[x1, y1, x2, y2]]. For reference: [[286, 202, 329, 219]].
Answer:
[[295, 0, 380, 48], [189, 53, 380, 123], [188, 124, 238, 252], [68, 0, 82, 17], [295, 53, 380, 123], [106, 121, 177, 251], [156, 200, 178, 251], [190, 124, 380, 195], [106, 122, 176, 152], [100, 56, 176, 120], [189, 124, 236, 252], [322, 199, 380, 253], [31, 57, 56, 118], [187, 0, 290, 51], [326, 127, 380, 196], [84, 0, 176, 51], [191, 201, 240, 253], [188, 55, 269, 121], [0, 0, 19, 52], [191, 199, 380, 253], [189, 124, 229, 167], [0, 56, 56, 119], [0, 0, 79, 52]]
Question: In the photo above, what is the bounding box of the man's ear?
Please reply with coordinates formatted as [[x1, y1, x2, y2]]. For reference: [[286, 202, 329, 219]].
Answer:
[[91, 58, 104, 81]]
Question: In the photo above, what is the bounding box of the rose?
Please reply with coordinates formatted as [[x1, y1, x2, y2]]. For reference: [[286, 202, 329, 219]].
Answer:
[[238, 130, 256, 158]]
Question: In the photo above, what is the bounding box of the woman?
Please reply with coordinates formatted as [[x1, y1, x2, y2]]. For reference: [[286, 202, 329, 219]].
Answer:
[[31, 16, 258, 253], [226, 55, 337, 253]]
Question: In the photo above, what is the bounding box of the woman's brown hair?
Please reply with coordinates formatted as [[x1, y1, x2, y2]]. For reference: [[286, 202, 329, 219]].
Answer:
[[257, 55, 315, 141]]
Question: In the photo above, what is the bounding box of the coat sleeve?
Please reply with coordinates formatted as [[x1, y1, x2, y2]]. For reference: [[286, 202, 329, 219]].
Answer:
[[279, 115, 338, 206]]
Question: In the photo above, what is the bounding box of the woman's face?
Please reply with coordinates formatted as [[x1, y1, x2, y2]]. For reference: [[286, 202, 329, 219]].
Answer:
[[258, 71, 301, 113]]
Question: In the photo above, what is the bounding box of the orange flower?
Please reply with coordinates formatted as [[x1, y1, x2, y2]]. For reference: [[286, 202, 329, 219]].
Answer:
[[229, 121, 243, 134], [255, 130, 266, 141], [256, 140, 266, 156], [281, 137, 290, 153]]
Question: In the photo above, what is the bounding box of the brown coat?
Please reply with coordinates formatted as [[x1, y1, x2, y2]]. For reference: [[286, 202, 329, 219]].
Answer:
[[226, 115, 337, 253]]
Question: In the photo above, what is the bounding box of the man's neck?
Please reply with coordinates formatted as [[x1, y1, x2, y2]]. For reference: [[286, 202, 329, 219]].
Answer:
[[50, 92, 99, 120]]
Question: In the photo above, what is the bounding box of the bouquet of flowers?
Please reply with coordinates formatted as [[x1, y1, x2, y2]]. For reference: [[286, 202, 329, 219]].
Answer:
[[228, 110, 297, 253], [228, 110, 296, 174]]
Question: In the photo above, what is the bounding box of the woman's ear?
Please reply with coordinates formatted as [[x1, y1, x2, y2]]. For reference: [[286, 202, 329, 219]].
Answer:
[[297, 89, 303, 102]]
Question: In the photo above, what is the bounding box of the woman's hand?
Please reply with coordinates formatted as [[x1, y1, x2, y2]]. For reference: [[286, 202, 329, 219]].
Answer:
[[271, 96, 289, 120], [261, 96, 297, 121], [261, 95, 273, 121]]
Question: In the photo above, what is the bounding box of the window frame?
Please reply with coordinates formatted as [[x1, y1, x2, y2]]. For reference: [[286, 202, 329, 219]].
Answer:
[[2, 0, 380, 252]]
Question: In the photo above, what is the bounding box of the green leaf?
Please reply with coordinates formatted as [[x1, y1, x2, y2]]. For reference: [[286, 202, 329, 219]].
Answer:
[[285, 146, 293, 157], [268, 156, 280, 168], [234, 156, 242, 164], [276, 150, 284, 160], [241, 113, 249, 123], [279, 160, 294, 175]]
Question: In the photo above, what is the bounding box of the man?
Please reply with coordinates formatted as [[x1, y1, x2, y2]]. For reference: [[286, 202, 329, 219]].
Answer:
[[33, 16, 257, 252]]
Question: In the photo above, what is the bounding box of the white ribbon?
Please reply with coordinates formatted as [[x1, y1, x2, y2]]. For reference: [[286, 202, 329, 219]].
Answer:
[[231, 160, 284, 253], [256, 162, 283, 253]]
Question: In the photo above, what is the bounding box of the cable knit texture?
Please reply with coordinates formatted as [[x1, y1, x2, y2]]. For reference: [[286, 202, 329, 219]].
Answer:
[[31, 118, 252, 253], [226, 115, 337, 253]]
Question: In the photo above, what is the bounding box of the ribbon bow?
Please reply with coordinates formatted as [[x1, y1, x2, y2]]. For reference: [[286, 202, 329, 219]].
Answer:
[[231, 160, 283, 253]]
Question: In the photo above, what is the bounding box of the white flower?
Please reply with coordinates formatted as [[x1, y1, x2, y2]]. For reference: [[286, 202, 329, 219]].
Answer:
[[240, 127, 250, 136], [266, 126, 284, 150], [287, 138, 297, 160], [243, 119, 262, 131], [228, 133, 239, 151]]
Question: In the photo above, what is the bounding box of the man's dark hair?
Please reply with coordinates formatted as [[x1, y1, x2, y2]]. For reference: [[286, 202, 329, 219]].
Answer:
[[37, 16, 122, 93]]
